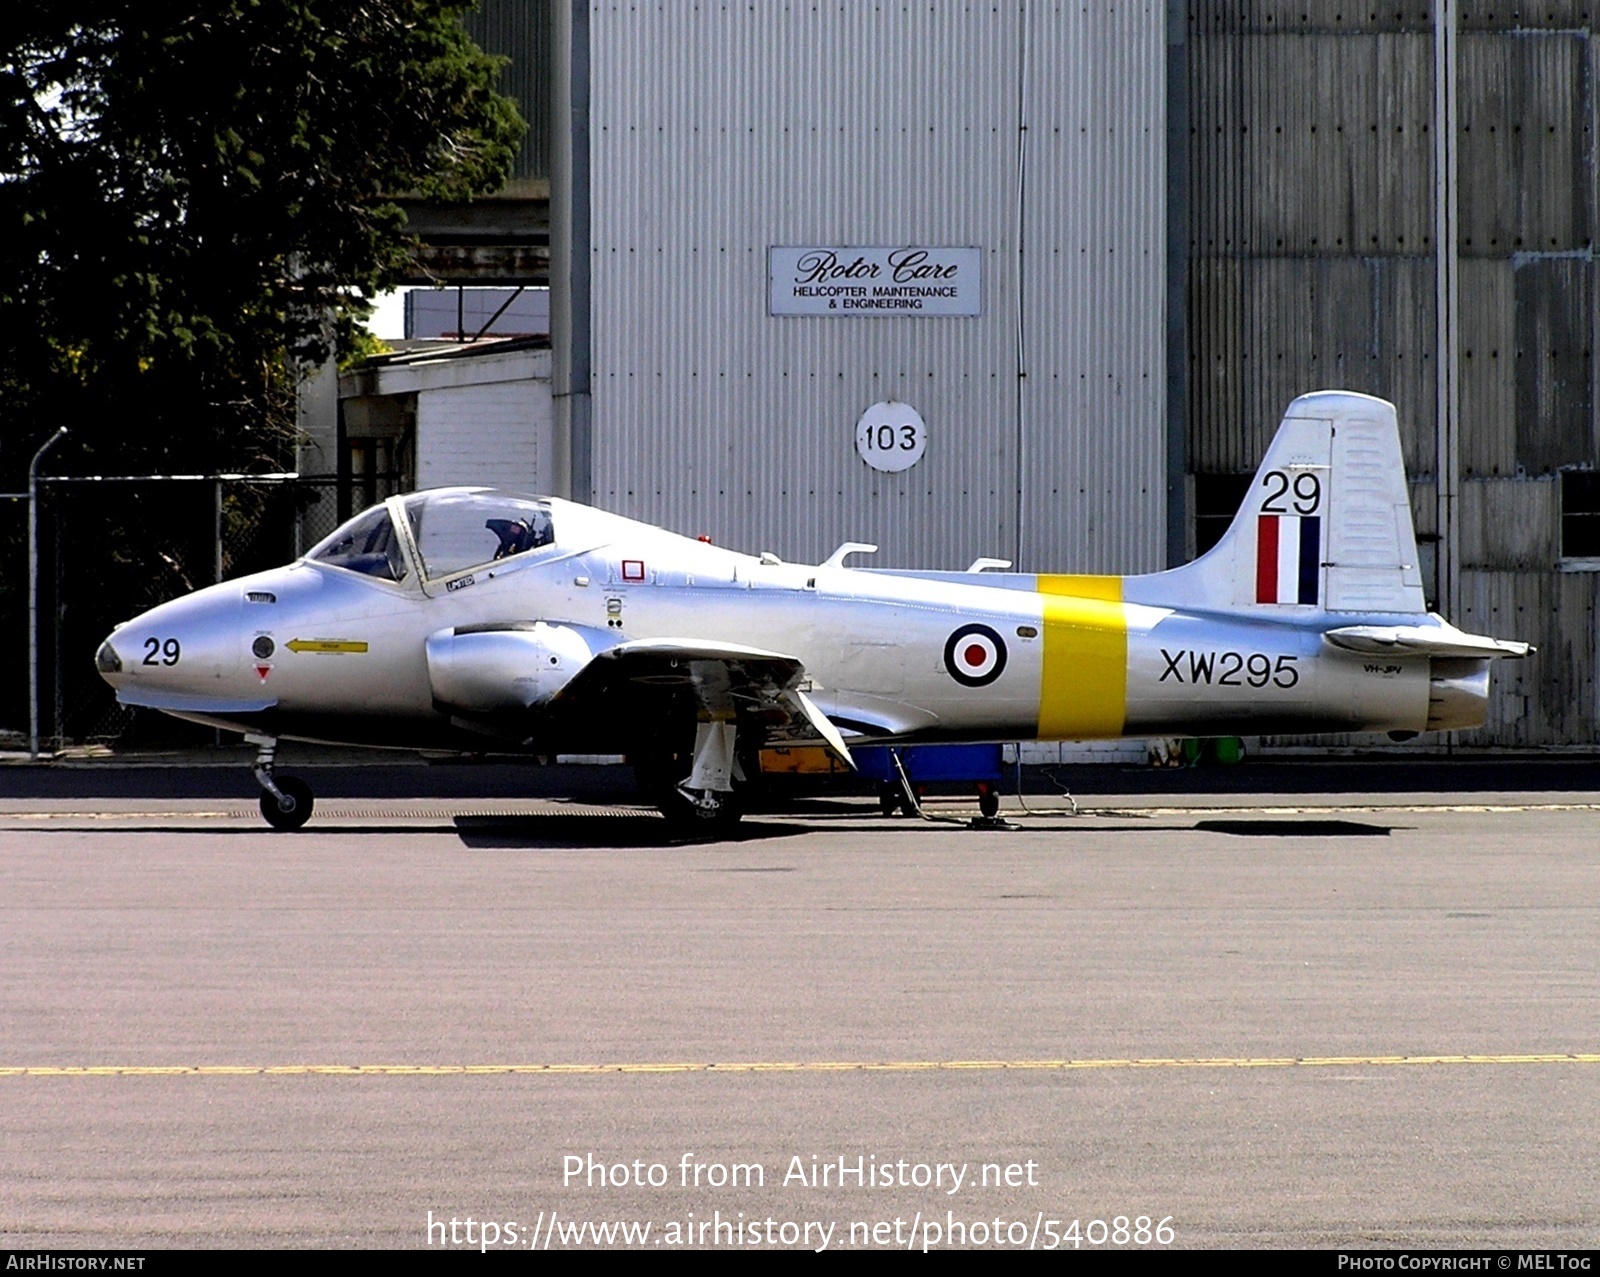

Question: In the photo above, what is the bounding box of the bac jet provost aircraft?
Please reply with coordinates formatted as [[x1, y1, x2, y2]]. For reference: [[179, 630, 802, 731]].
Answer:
[[96, 391, 1529, 830]]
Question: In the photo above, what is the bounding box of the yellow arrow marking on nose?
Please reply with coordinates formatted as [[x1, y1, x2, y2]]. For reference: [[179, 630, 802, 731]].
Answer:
[[286, 639, 369, 654]]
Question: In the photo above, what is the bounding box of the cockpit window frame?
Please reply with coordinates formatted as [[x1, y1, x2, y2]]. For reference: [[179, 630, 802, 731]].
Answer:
[[302, 500, 419, 588], [303, 490, 562, 595], [384, 493, 426, 589], [396, 489, 560, 596]]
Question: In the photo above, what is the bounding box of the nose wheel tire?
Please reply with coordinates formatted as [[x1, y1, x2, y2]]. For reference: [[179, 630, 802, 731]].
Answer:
[[259, 775, 314, 831]]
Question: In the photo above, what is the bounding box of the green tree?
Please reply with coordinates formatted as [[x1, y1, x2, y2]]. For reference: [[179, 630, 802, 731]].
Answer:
[[0, 1, 523, 743], [0, 0, 525, 474]]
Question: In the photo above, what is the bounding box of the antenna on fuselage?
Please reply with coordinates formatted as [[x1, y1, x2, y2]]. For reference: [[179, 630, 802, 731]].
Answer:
[[822, 542, 878, 569]]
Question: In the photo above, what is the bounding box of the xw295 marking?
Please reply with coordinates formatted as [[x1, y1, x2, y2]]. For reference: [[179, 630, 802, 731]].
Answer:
[[1159, 649, 1298, 688]]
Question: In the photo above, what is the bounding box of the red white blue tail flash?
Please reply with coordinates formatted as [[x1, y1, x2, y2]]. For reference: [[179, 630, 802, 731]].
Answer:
[[1255, 515, 1321, 605]]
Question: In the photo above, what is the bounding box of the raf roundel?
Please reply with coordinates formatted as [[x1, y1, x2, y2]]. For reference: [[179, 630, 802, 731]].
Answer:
[[944, 623, 1007, 687]]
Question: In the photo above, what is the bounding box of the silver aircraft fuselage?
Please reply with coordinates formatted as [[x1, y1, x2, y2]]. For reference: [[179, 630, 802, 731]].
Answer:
[[95, 393, 1528, 827]]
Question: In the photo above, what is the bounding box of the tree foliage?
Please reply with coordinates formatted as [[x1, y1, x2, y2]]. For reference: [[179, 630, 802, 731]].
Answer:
[[0, 1, 524, 475]]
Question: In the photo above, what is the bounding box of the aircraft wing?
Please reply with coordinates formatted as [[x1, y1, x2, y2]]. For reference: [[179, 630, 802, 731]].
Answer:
[[548, 637, 854, 765], [1322, 624, 1532, 660]]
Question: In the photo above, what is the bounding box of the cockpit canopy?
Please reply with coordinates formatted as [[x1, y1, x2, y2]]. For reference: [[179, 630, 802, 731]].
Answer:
[[307, 504, 410, 581], [403, 490, 554, 579], [307, 490, 556, 584]]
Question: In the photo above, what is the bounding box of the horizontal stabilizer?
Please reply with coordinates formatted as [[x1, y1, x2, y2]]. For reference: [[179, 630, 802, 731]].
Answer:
[[1323, 624, 1531, 660]]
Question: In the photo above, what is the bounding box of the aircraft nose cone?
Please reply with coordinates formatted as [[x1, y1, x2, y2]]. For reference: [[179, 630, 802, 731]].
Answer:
[[95, 637, 124, 682]]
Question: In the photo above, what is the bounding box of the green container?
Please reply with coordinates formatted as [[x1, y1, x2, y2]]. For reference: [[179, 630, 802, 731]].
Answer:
[[1178, 737, 1246, 766]]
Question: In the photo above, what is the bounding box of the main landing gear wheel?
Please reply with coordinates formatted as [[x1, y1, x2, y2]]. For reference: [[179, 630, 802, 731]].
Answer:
[[636, 721, 747, 836], [658, 786, 742, 833], [259, 775, 314, 831], [977, 786, 1000, 820]]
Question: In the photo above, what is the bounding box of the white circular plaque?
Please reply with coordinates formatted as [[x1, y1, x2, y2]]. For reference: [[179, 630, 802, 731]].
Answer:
[[855, 401, 927, 473]]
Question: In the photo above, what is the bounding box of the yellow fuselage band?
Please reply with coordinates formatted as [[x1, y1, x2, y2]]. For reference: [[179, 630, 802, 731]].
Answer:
[[1037, 575, 1127, 740]]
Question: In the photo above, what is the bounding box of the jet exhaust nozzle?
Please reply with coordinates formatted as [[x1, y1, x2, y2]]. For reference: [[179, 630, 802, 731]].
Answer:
[[1425, 658, 1491, 732]]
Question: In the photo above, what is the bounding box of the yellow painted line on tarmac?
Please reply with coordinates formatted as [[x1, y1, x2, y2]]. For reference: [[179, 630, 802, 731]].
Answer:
[[5, 802, 1599, 826], [0, 811, 236, 821], [1074, 803, 1600, 817], [3, 1054, 1597, 1078]]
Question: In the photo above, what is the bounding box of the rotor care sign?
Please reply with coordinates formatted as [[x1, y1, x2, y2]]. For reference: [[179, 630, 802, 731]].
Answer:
[[770, 247, 982, 316]]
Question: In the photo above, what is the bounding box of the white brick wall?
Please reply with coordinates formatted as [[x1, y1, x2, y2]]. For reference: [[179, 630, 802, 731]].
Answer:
[[366, 347, 553, 493], [416, 379, 553, 491]]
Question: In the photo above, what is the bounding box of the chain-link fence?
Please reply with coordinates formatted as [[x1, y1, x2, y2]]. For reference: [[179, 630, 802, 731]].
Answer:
[[0, 495, 30, 750], [4, 475, 377, 751]]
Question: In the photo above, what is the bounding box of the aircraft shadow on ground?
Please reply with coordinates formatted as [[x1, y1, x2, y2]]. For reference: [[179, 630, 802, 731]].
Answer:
[[1193, 818, 1394, 837], [450, 813, 812, 849]]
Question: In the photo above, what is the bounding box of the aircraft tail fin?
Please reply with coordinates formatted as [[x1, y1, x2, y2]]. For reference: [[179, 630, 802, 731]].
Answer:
[[1152, 391, 1427, 614]]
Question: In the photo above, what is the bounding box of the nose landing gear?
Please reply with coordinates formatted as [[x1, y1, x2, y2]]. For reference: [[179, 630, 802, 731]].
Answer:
[[247, 734, 315, 831], [260, 775, 314, 831]]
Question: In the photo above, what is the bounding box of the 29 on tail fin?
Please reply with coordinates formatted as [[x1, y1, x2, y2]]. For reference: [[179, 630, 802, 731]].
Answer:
[[1161, 391, 1427, 614]]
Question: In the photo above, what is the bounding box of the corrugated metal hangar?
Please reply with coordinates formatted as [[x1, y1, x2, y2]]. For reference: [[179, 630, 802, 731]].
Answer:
[[363, 2, 1600, 751], [552, 2, 1169, 578], [1185, 5, 1599, 750]]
